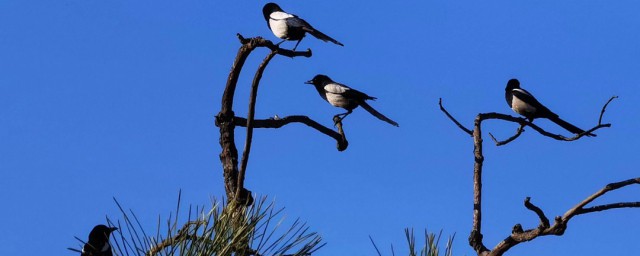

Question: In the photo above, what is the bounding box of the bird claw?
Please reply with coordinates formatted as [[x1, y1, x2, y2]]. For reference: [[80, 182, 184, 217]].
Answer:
[[333, 115, 343, 127]]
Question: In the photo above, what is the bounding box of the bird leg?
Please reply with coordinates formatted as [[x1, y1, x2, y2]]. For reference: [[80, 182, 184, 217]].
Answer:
[[275, 39, 286, 46], [292, 39, 302, 51], [333, 110, 352, 126]]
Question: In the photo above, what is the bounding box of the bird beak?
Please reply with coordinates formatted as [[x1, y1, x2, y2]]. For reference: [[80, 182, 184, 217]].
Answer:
[[110, 227, 118, 232], [304, 80, 313, 85]]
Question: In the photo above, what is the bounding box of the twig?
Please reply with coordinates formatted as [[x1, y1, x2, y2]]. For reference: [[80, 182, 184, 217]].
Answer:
[[524, 197, 549, 228], [598, 96, 618, 125], [234, 115, 348, 151], [146, 221, 203, 256], [488, 123, 525, 146], [439, 98, 473, 136]]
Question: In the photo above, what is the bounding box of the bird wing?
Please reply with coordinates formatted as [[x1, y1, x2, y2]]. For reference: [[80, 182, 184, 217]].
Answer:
[[323, 82, 350, 95], [511, 88, 543, 108], [269, 11, 295, 21], [511, 88, 557, 117]]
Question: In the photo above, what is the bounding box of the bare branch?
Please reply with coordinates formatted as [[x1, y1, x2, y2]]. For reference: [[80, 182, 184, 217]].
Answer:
[[218, 34, 312, 205], [577, 202, 640, 214], [598, 96, 618, 125], [488, 123, 525, 146], [488, 177, 640, 256], [524, 197, 549, 228], [237, 34, 312, 58], [469, 115, 489, 255], [562, 177, 640, 222], [478, 112, 610, 142], [234, 115, 348, 151], [439, 98, 473, 136], [237, 50, 278, 204]]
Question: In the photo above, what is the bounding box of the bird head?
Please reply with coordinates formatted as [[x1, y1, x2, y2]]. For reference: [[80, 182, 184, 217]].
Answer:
[[506, 78, 520, 91], [305, 74, 332, 86], [263, 3, 283, 20], [88, 225, 118, 242]]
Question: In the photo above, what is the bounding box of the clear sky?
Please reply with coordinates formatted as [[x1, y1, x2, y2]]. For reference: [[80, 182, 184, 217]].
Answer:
[[1, 1, 639, 255]]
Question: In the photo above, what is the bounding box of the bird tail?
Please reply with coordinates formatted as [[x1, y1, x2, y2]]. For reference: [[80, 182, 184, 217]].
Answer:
[[359, 101, 399, 127], [548, 115, 596, 137], [304, 27, 344, 46]]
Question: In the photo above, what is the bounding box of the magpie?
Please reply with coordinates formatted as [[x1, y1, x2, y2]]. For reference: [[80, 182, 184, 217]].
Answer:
[[262, 3, 343, 51], [505, 78, 595, 136], [81, 225, 118, 256], [305, 74, 399, 127]]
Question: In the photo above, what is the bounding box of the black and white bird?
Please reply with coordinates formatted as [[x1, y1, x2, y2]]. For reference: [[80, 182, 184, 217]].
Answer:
[[305, 74, 399, 127], [81, 225, 118, 256], [262, 3, 343, 51], [505, 78, 595, 136]]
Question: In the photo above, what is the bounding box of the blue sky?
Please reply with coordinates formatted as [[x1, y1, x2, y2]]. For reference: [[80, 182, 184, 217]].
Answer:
[[1, 1, 640, 255]]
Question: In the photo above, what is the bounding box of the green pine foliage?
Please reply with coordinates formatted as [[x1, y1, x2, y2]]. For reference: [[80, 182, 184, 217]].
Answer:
[[71, 194, 324, 256]]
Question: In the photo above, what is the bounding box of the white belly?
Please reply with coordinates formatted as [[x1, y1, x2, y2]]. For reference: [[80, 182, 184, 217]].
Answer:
[[269, 19, 289, 39], [325, 93, 351, 108], [512, 95, 536, 115]]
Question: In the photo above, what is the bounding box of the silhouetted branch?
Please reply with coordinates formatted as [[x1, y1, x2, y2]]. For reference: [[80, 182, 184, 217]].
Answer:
[[599, 96, 618, 125], [439, 98, 473, 136], [234, 115, 348, 151], [524, 197, 550, 228], [489, 177, 640, 256], [237, 50, 278, 203], [237, 34, 312, 58], [488, 123, 525, 146], [440, 96, 617, 146], [577, 202, 640, 214]]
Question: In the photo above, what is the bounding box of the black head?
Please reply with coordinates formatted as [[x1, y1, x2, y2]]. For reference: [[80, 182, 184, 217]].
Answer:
[[506, 78, 520, 91], [304, 74, 332, 86], [263, 3, 283, 20], [88, 225, 118, 242]]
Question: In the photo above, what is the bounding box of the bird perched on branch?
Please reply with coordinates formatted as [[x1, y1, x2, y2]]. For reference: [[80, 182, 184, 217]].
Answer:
[[305, 74, 399, 127], [262, 3, 343, 51], [81, 225, 118, 256], [505, 78, 595, 136]]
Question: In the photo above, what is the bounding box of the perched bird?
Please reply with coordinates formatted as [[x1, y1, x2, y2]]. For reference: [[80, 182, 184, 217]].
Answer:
[[305, 74, 399, 127], [505, 78, 595, 136], [262, 3, 343, 51], [81, 225, 118, 256]]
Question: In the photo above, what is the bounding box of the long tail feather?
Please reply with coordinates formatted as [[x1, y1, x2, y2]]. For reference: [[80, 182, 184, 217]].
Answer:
[[548, 115, 595, 137], [359, 101, 399, 127], [305, 28, 344, 46]]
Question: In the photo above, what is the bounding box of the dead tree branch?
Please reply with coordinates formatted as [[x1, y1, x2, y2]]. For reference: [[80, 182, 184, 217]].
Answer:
[[234, 116, 348, 151], [217, 34, 311, 206], [490, 178, 640, 256], [440, 96, 617, 146], [237, 50, 278, 204], [439, 98, 472, 136]]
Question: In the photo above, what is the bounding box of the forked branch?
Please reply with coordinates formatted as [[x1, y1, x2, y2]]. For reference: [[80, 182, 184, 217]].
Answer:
[[491, 178, 640, 256], [218, 34, 311, 206]]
